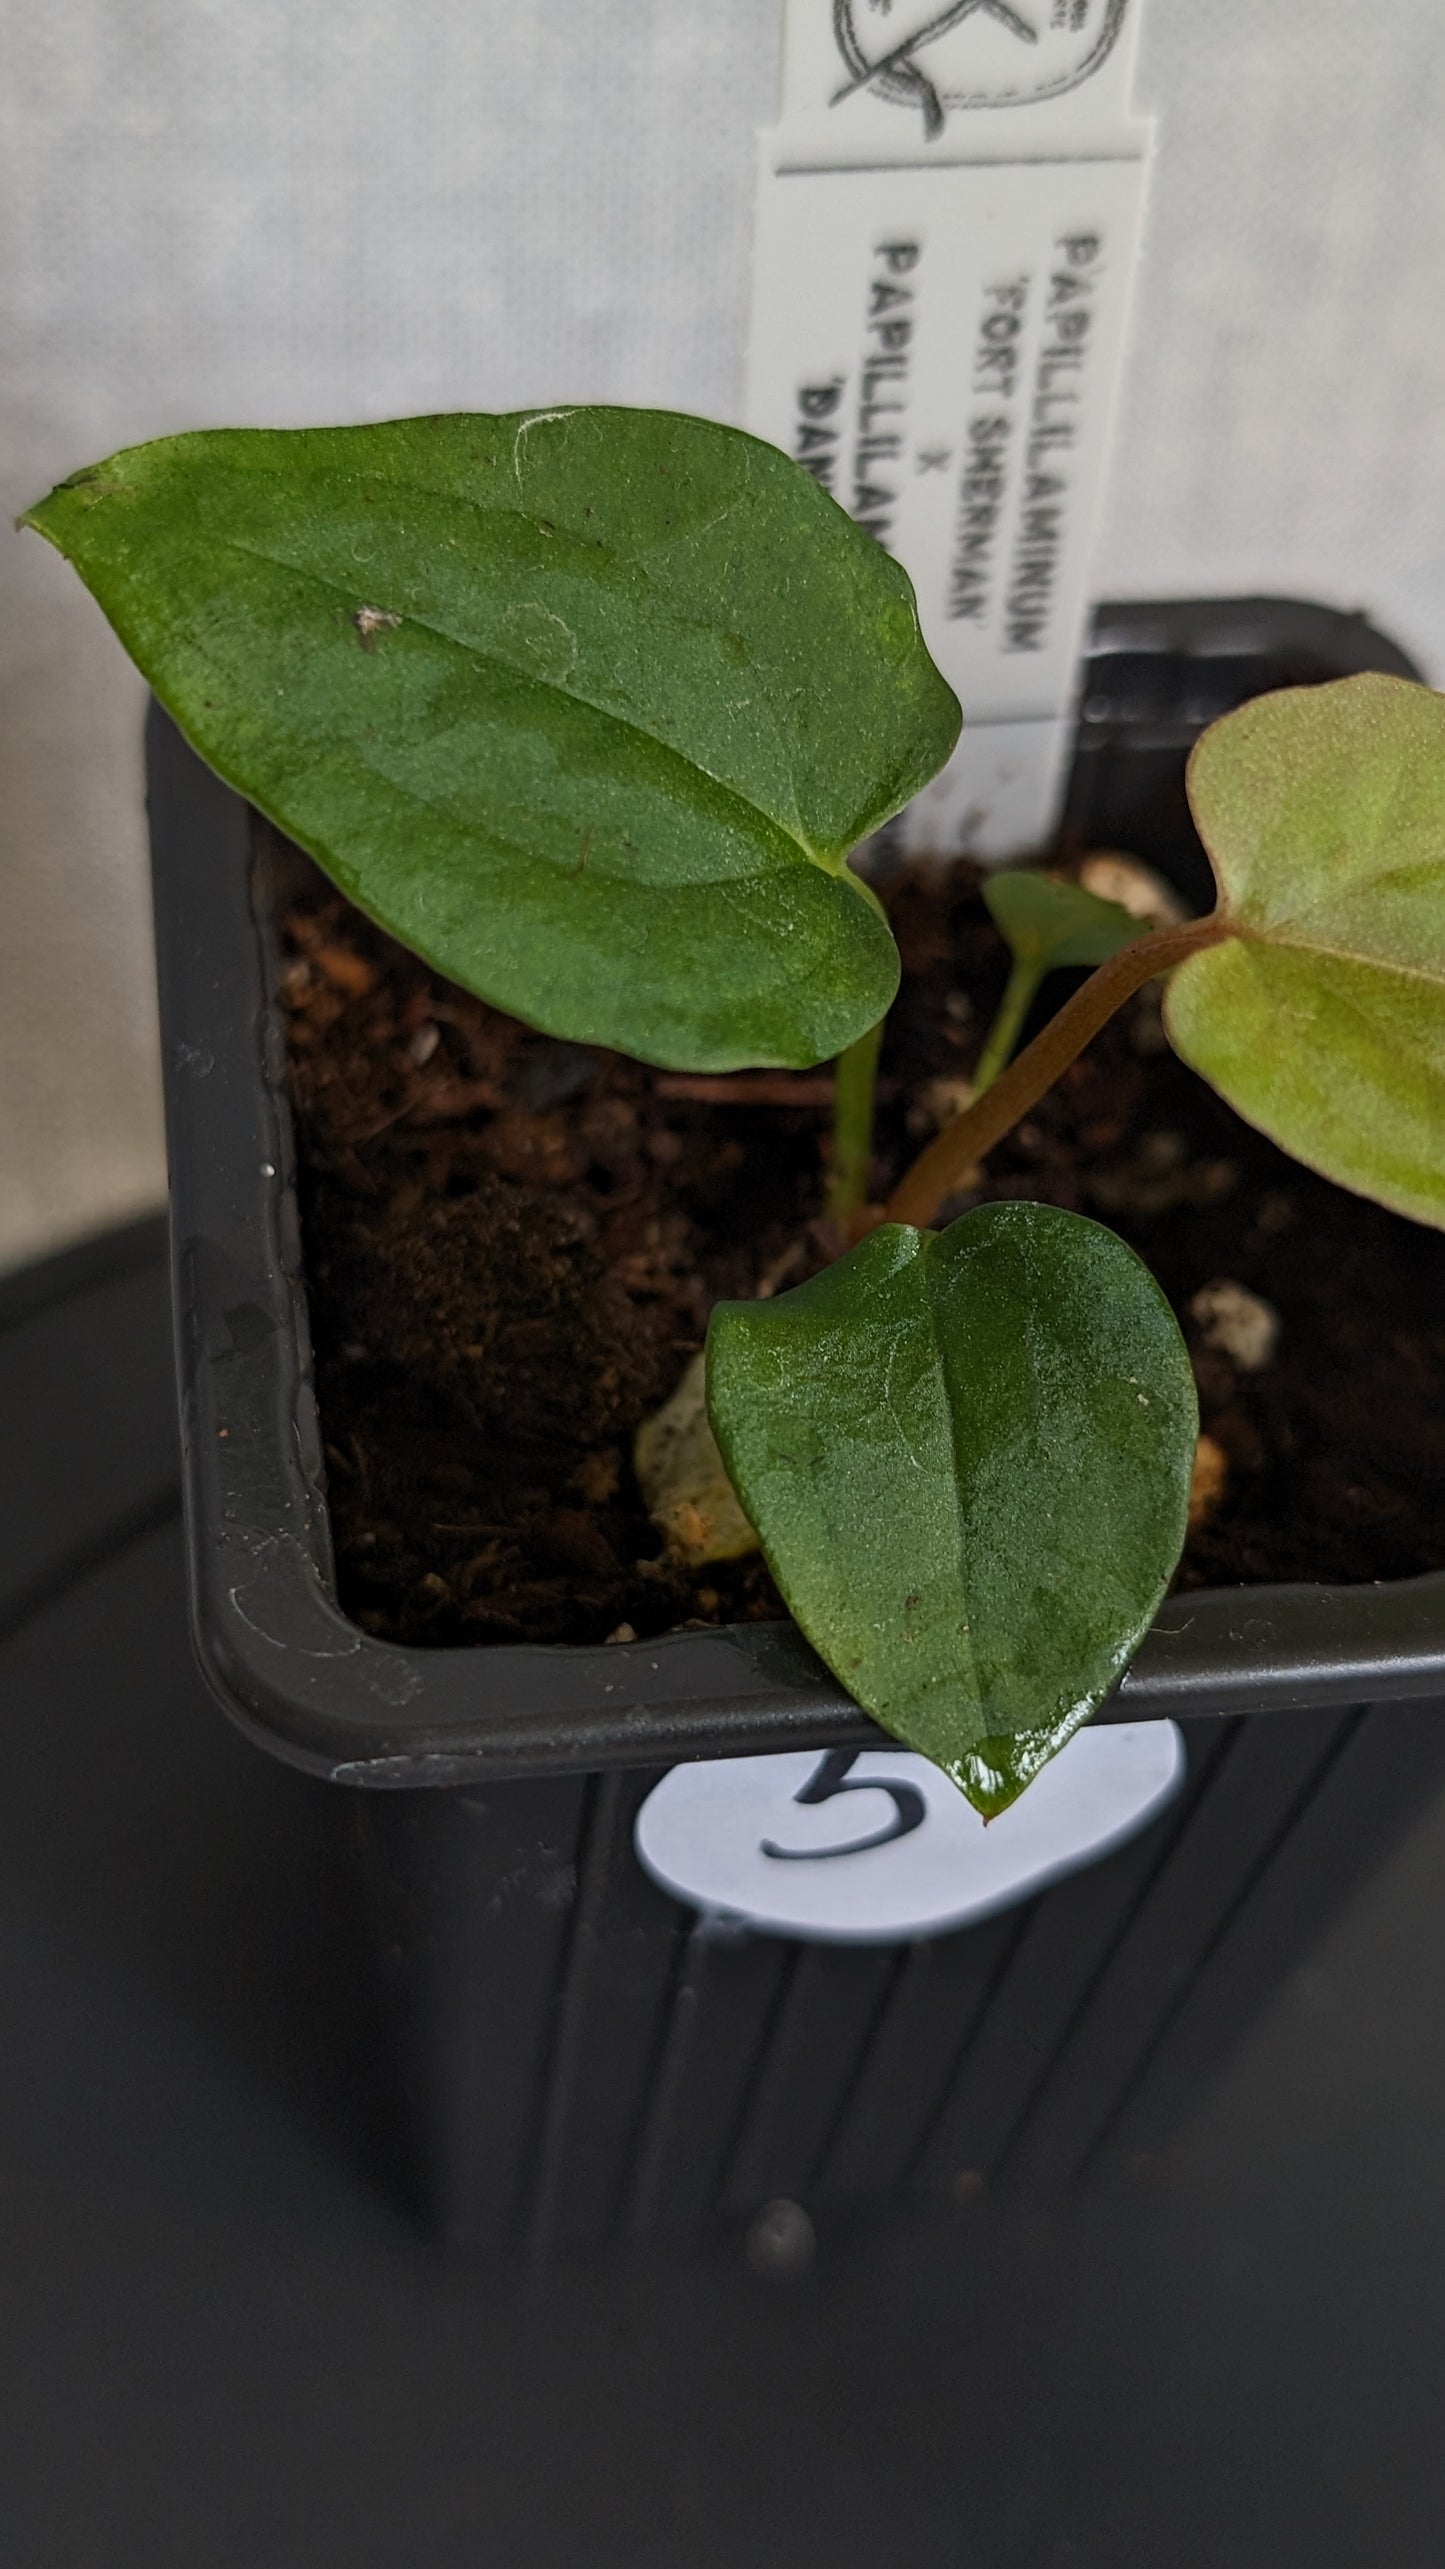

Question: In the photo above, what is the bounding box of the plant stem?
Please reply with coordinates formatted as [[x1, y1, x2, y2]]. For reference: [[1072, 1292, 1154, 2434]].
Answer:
[[969, 956, 1044, 1101], [885, 914, 1233, 1231], [826, 1016, 886, 1233]]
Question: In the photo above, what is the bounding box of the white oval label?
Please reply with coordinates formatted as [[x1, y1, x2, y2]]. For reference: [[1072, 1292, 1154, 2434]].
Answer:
[[634, 1725, 1184, 1944]]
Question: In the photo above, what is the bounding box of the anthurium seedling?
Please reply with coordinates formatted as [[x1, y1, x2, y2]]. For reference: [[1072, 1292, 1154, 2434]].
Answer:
[[888, 674, 1445, 1236], [25, 413, 1445, 1812]]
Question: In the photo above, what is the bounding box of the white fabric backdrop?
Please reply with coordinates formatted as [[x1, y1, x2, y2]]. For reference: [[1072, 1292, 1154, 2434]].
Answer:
[[4, 0, 1443, 1269]]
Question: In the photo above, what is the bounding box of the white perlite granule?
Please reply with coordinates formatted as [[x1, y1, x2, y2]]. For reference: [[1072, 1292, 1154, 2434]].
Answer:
[[1189, 1279, 1282, 1372]]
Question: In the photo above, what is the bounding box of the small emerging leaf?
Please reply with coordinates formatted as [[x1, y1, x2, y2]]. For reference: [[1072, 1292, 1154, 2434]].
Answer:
[[968, 871, 1141, 1098], [1169, 673, 1445, 1229], [634, 1352, 758, 1565], [707, 1203, 1197, 1815], [983, 869, 1141, 973], [24, 409, 961, 1072]]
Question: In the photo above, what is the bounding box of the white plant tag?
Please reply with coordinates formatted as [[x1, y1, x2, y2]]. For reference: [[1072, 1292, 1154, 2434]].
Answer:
[[744, 0, 1153, 858], [634, 1724, 1184, 1946]]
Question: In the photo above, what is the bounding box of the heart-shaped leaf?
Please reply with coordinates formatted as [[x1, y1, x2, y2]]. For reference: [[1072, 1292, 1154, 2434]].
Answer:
[[982, 869, 1141, 974], [24, 409, 959, 1070], [707, 1203, 1197, 1816], [1168, 673, 1445, 1228]]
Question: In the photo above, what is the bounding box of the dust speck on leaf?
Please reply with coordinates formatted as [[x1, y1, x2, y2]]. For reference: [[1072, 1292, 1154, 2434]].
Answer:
[[352, 605, 402, 651]]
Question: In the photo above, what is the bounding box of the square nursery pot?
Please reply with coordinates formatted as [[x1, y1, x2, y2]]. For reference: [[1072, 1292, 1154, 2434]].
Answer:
[[148, 596, 1445, 2254]]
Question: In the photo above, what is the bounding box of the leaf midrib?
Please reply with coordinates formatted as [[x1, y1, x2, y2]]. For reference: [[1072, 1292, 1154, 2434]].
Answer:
[[196, 690, 838, 939], [209, 526, 843, 878], [1228, 912, 1445, 994], [140, 424, 854, 865], [915, 1234, 984, 1722]]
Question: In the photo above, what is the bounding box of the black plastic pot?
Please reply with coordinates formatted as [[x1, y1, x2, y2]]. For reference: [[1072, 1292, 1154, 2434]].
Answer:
[[149, 597, 1445, 2250]]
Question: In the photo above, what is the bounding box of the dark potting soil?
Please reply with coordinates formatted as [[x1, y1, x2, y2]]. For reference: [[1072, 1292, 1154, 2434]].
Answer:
[[277, 843, 1445, 1649]]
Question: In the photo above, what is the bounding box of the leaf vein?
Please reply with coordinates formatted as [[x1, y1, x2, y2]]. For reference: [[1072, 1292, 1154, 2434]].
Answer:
[[211, 527, 835, 875]]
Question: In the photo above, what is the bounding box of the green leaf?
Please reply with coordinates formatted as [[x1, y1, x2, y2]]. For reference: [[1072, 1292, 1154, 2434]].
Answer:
[[1168, 673, 1445, 1228], [982, 868, 1141, 973], [707, 1203, 1197, 1816], [24, 409, 960, 1071]]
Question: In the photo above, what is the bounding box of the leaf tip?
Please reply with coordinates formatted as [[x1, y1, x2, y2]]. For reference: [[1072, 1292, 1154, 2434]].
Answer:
[[18, 460, 124, 549]]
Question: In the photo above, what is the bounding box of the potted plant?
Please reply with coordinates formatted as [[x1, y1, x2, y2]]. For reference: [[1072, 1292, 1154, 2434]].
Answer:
[[24, 409, 1445, 2249]]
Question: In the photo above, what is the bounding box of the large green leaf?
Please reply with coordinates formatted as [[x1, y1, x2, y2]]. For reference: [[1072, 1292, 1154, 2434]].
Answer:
[[1168, 673, 1445, 1228], [707, 1203, 1197, 1816], [24, 409, 959, 1070]]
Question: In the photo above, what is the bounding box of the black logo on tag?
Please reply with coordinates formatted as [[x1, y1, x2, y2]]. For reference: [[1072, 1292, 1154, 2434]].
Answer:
[[832, 0, 1129, 138]]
